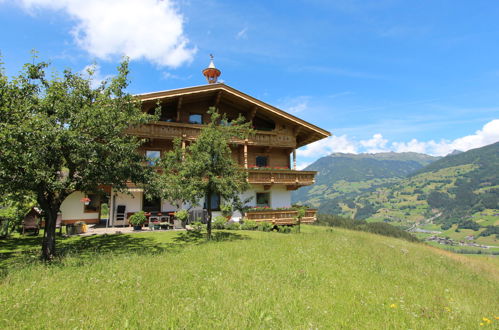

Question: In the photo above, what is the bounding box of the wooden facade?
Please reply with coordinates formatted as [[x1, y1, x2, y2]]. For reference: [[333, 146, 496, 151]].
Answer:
[[126, 83, 330, 224]]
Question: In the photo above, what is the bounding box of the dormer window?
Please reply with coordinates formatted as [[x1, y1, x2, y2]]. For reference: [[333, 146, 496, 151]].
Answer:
[[189, 113, 203, 124]]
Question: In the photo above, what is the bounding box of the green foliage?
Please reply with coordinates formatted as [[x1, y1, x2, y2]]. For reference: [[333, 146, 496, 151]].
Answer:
[[174, 209, 189, 222], [458, 220, 480, 231], [257, 222, 273, 232], [277, 225, 292, 233], [212, 216, 227, 229], [128, 212, 147, 226], [224, 222, 240, 230], [316, 214, 419, 243], [0, 55, 153, 259], [479, 226, 499, 238], [155, 108, 252, 239], [240, 220, 258, 230], [220, 204, 233, 217], [191, 221, 205, 233]]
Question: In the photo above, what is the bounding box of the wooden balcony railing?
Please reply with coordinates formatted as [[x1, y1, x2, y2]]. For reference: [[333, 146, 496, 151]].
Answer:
[[245, 209, 317, 225], [246, 169, 316, 187], [127, 122, 296, 148]]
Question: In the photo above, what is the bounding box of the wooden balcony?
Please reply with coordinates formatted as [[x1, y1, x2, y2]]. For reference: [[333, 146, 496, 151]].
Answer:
[[127, 122, 296, 148], [246, 169, 316, 189], [245, 209, 317, 225]]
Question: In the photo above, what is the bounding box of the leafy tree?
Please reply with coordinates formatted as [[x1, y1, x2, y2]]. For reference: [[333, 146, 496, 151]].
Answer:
[[156, 108, 251, 239], [0, 56, 153, 260]]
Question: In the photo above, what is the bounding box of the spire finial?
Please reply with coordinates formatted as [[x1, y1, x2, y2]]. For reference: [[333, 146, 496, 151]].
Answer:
[[203, 54, 221, 84]]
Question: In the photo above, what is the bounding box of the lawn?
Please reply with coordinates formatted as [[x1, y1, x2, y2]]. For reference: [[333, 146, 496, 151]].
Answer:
[[1, 226, 498, 329]]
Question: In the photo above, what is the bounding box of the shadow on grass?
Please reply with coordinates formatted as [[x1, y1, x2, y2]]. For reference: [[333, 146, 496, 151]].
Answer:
[[173, 230, 249, 244], [0, 230, 250, 270]]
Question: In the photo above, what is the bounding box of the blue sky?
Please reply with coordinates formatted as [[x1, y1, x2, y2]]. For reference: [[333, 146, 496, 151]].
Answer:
[[1, 0, 499, 168]]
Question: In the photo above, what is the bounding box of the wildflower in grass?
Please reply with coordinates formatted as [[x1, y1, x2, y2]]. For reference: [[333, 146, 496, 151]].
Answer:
[[390, 304, 397, 309], [482, 317, 492, 324], [495, 316, 499, 320], [480, 323, 484, 326], [444, 307, 451, 312]]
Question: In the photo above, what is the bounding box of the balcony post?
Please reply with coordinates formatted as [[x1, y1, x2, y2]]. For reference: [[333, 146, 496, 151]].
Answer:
[[293, 148, 297, 170], [244, 139, 248, 169]]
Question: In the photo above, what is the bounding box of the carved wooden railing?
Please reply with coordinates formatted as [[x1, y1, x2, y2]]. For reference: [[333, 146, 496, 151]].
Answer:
[[127, 122, 296, 148], [244, 209, 317, 225], [246, 169, 316, 186]]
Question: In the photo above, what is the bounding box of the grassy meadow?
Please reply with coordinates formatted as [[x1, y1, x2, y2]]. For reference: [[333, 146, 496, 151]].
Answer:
[[1, 226, 498, 329]]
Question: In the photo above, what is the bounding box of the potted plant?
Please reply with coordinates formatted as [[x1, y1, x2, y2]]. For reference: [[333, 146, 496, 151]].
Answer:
[[129, 211, 147, 230], [174, 209, 188, 229]]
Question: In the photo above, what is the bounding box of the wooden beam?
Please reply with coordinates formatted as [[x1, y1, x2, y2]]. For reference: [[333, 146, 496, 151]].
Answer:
[[293, 148, 296, 170], [247, 106, 257, 121], [213, 90, 222, 108], [176, 96, 183, 122]]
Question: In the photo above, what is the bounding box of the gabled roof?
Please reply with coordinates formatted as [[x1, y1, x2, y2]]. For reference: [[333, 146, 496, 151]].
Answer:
[[135, 83, 331, 147]]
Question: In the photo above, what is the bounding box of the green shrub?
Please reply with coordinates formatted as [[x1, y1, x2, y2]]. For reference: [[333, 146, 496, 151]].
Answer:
[[257, 222, 273, 232], [277, 225, 291, 233], [129, 211, 147, 226], [316, 214, 419, 243], [224, 222, 240, 230], [191, 221, 205, 233], [213, 216, 227, 229], [174, 209, 189, 222], [241, 220, 258, 230]]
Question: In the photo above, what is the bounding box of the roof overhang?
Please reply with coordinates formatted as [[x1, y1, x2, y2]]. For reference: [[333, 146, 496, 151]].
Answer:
[[135, 83, 331, 147]]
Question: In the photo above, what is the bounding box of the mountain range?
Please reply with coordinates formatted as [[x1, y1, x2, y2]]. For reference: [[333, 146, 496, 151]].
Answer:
[[293, 142, 499, 243]]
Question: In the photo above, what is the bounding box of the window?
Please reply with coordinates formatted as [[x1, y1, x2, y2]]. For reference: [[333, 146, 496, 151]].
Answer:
[[159, 105, 177, 122], [256, 193, 270, 207], [253, 116, 275, 131], [204, 194, 220, 211], [146, 150, 161, 166], [188, 113, 203, 124], [84, 194, 101, 213], [143, 195, 161, 213], [256, 156, 268, 167]]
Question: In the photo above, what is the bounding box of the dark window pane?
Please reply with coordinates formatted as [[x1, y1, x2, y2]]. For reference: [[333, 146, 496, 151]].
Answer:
[[256, 156, 268, 167], [143, 196, 161, 212], [204, 194, 220, 210], [256, 193, 270, 207]]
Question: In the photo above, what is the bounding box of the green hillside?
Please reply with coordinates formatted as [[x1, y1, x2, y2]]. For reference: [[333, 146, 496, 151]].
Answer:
[[344, 143, 499, 251], [1, 227, 498, 328], [292, 152, 439, 215]]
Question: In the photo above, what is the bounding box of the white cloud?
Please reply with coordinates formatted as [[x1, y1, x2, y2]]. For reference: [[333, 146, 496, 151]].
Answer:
[[297, 134, 358, 157], [360, 133, 389, 153], [80, 64, 112, 89], [19, 0, 196, 67], [296, 162, 311, 170], [392, 119, 499, 156], [278, 96, 309, 114], [236, 27, 248, 40], [296, 119, 499, 164]]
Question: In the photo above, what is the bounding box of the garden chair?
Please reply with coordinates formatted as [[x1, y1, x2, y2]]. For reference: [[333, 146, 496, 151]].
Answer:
[[115, 205, 126, 227]]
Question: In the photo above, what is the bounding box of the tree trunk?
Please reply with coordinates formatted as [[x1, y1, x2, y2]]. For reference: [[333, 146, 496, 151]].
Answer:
[[206, 190, 212, 240], [41, 206, 58, 261]]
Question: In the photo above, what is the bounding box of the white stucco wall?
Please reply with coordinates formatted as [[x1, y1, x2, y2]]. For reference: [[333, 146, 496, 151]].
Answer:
[[269, 185, 292, 208], [230, 185, 292, 220], [60, 191, 99, 221], [114, 191, 142, 213]]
